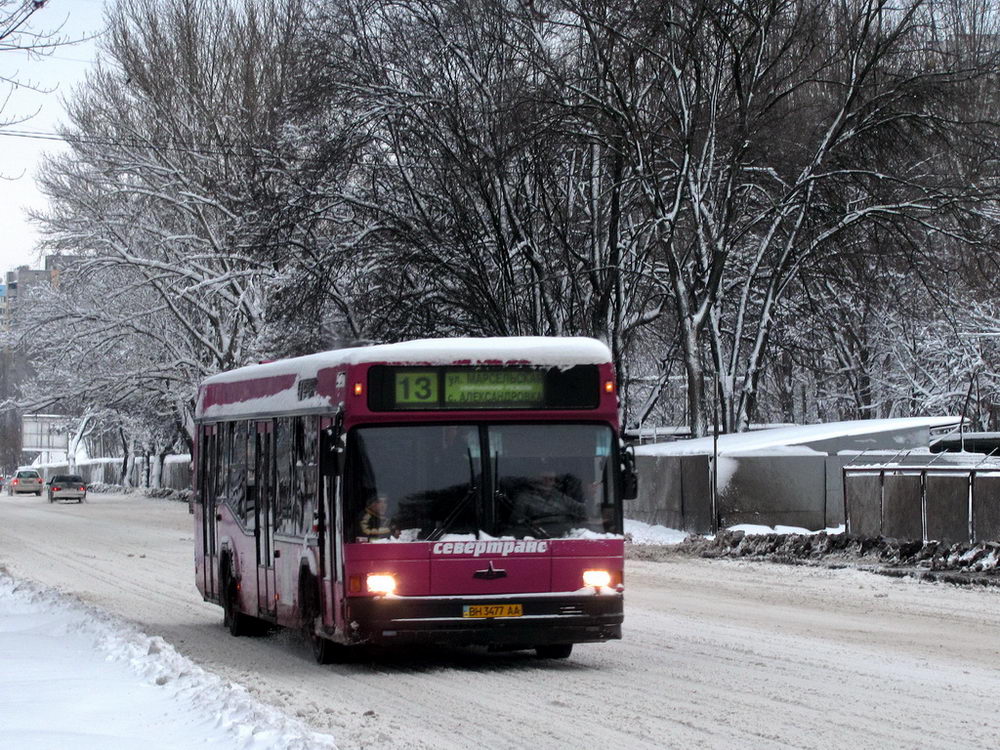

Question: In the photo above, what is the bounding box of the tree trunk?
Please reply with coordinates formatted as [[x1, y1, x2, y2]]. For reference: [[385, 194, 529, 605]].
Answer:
[[681, 328, 707, 437], [119, 428, 130, 486]]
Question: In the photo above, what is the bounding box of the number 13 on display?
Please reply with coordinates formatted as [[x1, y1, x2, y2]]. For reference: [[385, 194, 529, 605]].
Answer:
[[395, 371, 438, 405]]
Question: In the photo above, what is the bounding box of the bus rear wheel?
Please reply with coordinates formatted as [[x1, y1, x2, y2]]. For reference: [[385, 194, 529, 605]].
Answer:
[[222, 583, 249, 636], [535, 643, 573, 659], [221, 563, 250, 637]]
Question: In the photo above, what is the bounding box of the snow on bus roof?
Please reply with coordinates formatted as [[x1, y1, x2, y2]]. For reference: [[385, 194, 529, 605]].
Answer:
[[635, 417, 960, 456], [202, 336, 613, 386]]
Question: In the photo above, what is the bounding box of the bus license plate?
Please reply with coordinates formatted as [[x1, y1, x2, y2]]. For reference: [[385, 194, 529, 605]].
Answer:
[[462, 604, 522, 618]]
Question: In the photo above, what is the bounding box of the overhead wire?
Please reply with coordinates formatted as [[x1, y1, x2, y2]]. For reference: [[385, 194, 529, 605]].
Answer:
[[0, 127, 470, 168], [0, 127, 265, 157]]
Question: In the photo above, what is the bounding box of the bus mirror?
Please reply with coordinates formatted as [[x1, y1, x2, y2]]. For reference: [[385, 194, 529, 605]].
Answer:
[[621, 446, 638, 500]]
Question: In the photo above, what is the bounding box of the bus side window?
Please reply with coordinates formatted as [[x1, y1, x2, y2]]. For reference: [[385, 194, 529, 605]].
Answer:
[[244, 419, 256, 530], [227, 421, 248, 523], [200, 427, 214, 505], [295, 416, 318, 536], [214, 423, 226, 506], [275, 417, 296, 535], [255, 422, 275, 565]]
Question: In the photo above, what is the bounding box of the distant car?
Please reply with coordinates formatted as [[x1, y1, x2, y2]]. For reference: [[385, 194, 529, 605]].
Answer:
[[8, 470, 43, 496], [47, 474, 87, 504]]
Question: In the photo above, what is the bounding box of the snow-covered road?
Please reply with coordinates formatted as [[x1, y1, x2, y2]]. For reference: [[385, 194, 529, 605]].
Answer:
[[2, 492, 1000, 749]]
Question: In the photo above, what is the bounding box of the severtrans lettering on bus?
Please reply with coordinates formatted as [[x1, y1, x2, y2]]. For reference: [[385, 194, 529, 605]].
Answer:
[[192, 337, 635, 663]]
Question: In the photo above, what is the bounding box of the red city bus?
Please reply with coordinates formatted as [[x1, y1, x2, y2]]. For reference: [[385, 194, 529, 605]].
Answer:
[[193, 337, 634, 662]]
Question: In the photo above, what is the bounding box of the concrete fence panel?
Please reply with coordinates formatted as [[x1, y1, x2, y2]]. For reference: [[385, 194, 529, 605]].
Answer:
[[100, 461, 121, 484], [824, 457, 848, 528], [80, 459, 122, 485], [882, 473, 923, 541], [680, 455, 712, 532], [34, 456, 191, 491], [925, 474, 970, 545], [973, 474, 1000, 542], [35, 460, 121, 485], [629, 455, 685, 530], [845, 474, 882, 537], [716, 456, 827, 530], [163, 458, 192, 492]]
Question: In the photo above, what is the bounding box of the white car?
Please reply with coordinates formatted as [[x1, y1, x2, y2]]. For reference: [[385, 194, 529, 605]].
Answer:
[[47, 474, 87, 503], [8, 470, 43, 496]]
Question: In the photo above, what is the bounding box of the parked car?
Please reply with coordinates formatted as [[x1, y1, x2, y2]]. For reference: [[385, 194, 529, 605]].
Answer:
[[8, 470, 43, 496], [47, 474, 87, 504]]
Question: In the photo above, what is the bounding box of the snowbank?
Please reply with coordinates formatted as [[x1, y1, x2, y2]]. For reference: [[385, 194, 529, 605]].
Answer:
[[729, 523, 847, 536], [0, 574, 337, 750], [624, 519, 689, 545], [628, 527, 1000, 586], [624, 519, 846, 545]]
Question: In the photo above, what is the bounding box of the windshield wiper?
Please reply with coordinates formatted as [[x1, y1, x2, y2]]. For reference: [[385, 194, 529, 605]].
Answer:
[[426, 447, 478, 542], [492, 451, 552, 539]]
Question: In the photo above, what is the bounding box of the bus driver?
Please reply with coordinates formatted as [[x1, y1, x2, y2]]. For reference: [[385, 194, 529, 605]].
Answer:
[[360, 493, 398, 540]]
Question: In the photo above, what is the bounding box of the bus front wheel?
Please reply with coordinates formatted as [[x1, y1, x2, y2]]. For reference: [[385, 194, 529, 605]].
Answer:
[[312, 633, 337, 665], [299, 570, 336, 664]]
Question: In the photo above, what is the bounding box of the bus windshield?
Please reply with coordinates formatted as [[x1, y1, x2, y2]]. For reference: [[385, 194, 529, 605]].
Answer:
[[346, 423, 621, 542]]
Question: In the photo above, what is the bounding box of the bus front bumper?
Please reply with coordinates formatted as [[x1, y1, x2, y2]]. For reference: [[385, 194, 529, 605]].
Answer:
[[345, 592, 623, 646]]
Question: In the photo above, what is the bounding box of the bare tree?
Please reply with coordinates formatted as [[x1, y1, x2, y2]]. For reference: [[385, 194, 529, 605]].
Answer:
[[28, 0, 306, 444], [571, 0, 1000, 434], [0, 0, 71, 128], [289, 0, 665, 376]]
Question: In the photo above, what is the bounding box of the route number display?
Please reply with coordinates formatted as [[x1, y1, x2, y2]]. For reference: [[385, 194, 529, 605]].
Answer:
[[371, 365, 600, 411], [394, 371, 439, 406]]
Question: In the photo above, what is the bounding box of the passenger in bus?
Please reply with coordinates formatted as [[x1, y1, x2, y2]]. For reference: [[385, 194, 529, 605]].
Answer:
[[360, 493, 399, 540]]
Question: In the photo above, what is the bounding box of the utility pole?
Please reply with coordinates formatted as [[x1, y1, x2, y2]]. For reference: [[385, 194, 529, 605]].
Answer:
[[712, 374, 719, 534]]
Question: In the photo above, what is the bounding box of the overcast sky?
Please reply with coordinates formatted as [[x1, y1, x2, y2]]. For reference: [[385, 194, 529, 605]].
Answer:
[[0, 0, 106, 274]]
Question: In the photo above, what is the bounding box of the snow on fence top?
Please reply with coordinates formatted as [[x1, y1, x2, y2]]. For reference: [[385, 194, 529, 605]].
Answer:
[[197, 336, 612, 420], [635, 416, 961, 457]]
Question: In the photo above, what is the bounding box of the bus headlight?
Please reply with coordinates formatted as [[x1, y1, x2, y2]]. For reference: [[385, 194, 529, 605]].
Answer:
[[366, 573, 397, 595], [582, 570, 611, 588]]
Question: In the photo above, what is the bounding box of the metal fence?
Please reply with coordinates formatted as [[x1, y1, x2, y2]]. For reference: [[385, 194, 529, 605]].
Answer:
[[844, 461, 1000, 544]]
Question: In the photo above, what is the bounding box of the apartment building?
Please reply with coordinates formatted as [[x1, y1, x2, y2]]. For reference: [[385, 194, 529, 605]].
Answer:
[[0, 255, 75, 331]]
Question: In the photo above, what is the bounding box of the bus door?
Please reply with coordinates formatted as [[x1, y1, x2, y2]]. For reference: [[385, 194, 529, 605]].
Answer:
[[255, 421, 277, 617], [200, 424, 220, 599], [320, 415, 343, 626]]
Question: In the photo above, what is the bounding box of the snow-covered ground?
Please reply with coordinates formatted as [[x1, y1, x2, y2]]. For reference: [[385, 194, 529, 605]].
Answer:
[[0, 517, 839, 749], [0, 575, 337, 750], [6, 492, 1000, 749]]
